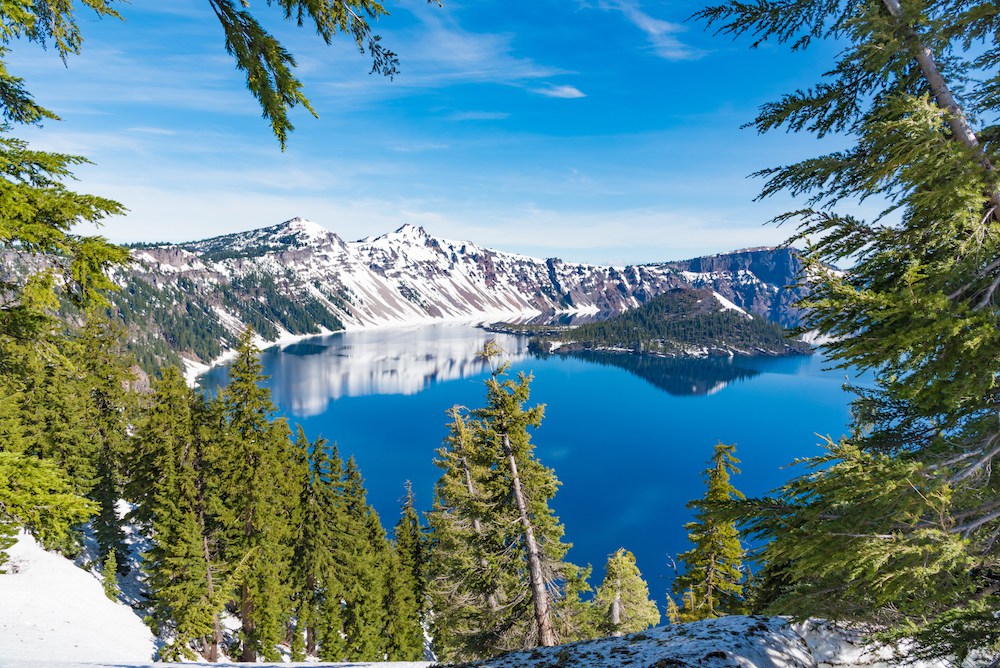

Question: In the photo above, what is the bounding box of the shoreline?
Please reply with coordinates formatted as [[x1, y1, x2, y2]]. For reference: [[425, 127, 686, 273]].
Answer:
[[181, 306, 560, 387]]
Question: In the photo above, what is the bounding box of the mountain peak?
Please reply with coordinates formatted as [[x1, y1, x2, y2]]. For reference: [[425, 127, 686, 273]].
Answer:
[[393, 223, 429, 239], [278, 217, 333, 241]]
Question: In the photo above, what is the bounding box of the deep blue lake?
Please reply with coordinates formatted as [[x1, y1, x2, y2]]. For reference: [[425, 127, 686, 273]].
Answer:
[[199, 324, 861, 608]]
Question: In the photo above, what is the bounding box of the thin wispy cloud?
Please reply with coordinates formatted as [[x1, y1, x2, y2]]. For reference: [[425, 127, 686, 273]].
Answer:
[[448, 111, 511, 121], [601, 0, 703, 61], [533, 84, 586, 99], [387, 141, 450, 153], [308, 11, 585, 106]]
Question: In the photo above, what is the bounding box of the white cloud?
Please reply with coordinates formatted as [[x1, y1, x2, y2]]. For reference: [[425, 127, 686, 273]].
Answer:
[[601, 0, 703, 61], [532, 85, 586, 99], [448, 111, 511, 121]]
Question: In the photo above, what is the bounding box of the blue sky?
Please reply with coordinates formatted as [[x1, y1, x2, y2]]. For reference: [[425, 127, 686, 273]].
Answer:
[[11, 0, 852, 264]]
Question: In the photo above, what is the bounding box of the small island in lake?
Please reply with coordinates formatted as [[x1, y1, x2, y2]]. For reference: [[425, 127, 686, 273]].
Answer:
[[525, 287, 812, 359]]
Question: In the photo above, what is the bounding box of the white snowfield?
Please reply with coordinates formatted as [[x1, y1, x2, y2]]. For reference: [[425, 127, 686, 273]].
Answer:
[[0, 532, 156, 665], [1, 532, 970, 668]]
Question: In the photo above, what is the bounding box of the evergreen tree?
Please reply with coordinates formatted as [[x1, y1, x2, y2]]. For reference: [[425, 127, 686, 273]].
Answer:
[[384, 544, 423, 660], [339, 455, 390, 661], [385, 481, 426, 660], [289, 428, 349, 661], [216, 329, 295, 662], [553, 563, 598, 643], [137, 368, 229, 661], [428, 343, 584, 660], [101, 549, 120, 600], [0, 424, 94, 569], [427, 406, 505, 661], [694, 0, 1000, 658], [74, 315, 135, 575], [672, 443, 745, 621], [594, 549, 660, 636]]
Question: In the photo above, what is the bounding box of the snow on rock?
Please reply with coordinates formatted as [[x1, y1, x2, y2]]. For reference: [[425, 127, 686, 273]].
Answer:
[[463, 616, 986, 668], [0, 532, 156, 666], [713, 290, 752, 318], [795, 620, 955, 668], [469, 616, 815, 668]]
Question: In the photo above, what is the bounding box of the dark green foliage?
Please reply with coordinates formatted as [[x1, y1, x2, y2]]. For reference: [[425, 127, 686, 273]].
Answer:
[[428, 345, 584, 661], [0, 0, 401, 147], [207, 0, 398, 147], [0, 449, 95, 564], [0, 124, 126, 565], [103, 269, 346, 374], [552, 563, 598, 643], [289, 429, 348, 661], [593, 549, 660, 636], [76, 315, 135, 574], [101, 549, 120, 600], [106, 276, 229, 371], [136, 367, 228, 661], [672, 443, 746, 622], [216, 329, 295, 662], [340, 456, 390, 661], [386, 481, 427, 660], [539, 288, 808, 357], [694, 0, 1000, 659]]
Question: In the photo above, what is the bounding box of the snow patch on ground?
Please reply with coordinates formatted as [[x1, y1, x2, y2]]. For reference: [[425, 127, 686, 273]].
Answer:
[[0, 541, 977, 668], [468, 616, 979, 668], [0, 532, 156, 665]]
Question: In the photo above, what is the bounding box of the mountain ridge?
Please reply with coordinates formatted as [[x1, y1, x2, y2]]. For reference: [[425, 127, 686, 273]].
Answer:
[[103, 218, 813, 372]]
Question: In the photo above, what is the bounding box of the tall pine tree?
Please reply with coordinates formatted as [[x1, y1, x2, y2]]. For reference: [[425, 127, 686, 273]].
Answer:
[[695, 0, 1000, 658], [428, 343, 583, 660], [385, 481, 426, 660], [289, 428, 348, 661], [672, 443, 745, 622], [339, 455, 390, 661], [137, 367, 228, 661], [216, 328, 295, 662]]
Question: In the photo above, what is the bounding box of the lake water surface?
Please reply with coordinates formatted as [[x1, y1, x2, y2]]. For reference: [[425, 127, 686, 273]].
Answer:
[[200, 324, 860, 605]]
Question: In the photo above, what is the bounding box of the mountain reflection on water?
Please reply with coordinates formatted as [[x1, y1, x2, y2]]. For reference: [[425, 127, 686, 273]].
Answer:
[[568, 351, 762, 396], [198, 324, 780, 418], [247, 326, 530, 417]]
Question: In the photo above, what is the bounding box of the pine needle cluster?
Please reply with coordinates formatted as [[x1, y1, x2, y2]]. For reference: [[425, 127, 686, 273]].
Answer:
[[695, 0, 1000, 659]]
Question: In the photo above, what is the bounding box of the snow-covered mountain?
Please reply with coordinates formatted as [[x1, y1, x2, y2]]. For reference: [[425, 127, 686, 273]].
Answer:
[[111, 218, 811, 370]]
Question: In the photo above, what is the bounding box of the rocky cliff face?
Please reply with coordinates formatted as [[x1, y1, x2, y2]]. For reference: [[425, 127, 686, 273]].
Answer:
[[108, 218, 811, 368], [661, 247, 811, 329]]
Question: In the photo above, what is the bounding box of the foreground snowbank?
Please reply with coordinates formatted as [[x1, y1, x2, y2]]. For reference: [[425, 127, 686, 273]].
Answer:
[[0, 532, 157, 665], [0, 533, 434, 668], [468, 616, 965, 668], [0, 532, 977, 667]]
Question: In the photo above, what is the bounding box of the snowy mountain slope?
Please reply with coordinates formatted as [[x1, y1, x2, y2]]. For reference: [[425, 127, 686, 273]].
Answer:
[[0, 534, 433, 668], [0, 532, 156, 665], [106, 219, 811, 370], [663, 247, 811, 328]]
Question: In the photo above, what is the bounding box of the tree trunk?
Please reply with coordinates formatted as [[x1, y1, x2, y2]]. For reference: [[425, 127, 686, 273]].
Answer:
[[502, 433, 556, 647], [611, 576, 623, 636], [458, 445, 500, 612], [306, 574, 317, 656], [241, 583, 256, 662], [881, 0, 1000, 216], [306, 622, 315, 657], [202, 534, 220, 662]]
